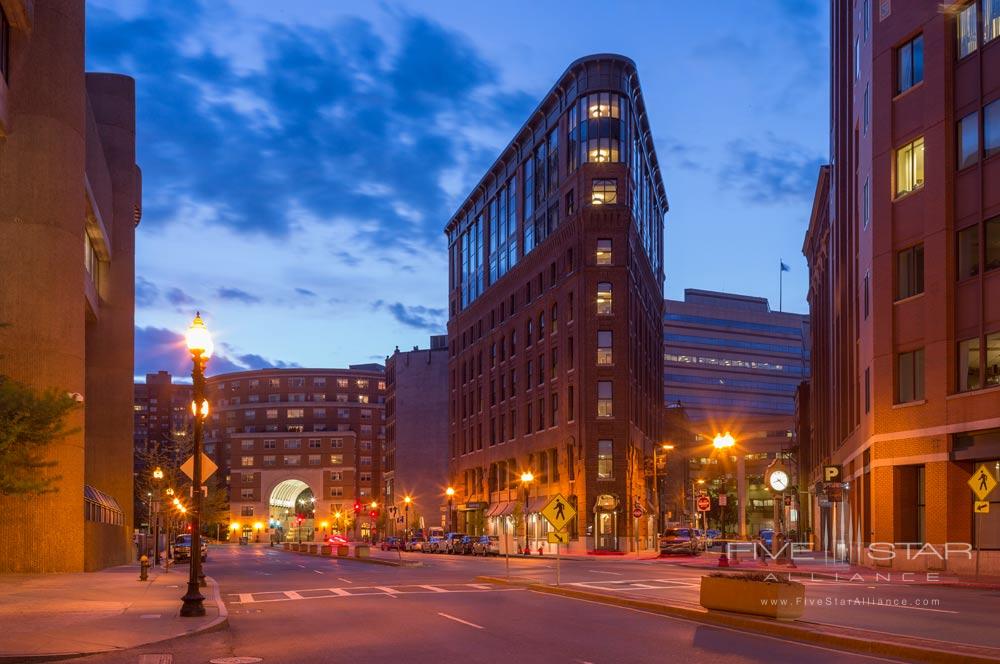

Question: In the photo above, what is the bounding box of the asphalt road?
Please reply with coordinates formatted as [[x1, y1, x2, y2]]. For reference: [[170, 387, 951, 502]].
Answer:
[[60, 545, 909, 664]]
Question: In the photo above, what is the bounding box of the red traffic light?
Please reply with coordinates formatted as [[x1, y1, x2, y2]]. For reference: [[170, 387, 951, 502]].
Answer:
[[369, 510, 377, 519], [353, 502, 362, 514]]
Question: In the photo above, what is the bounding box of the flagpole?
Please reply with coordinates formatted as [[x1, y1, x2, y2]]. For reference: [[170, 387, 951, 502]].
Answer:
[[779, 259, 783, 313]]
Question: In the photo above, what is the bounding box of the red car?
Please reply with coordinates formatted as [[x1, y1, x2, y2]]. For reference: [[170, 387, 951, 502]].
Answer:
[[327, 534, 348, 545]]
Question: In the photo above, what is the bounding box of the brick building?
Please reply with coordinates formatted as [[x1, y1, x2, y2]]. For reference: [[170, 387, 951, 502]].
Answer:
[[384, 336, 449, 537], [804, 0, 1000, 572], [445, 54, 667, 554], [208, 367, 386, 542], [0, 1, 140, 572], [134, 371, 193, 458]]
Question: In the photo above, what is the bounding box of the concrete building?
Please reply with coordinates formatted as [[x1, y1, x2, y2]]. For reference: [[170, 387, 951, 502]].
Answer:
[[209, 367, 386, 542], [0, 1, 140, 572], [803, 0, 1000, 573], [446, 54, 667, 553], [664, 290, 810, 535], [134, 371, 193, 458], [383, 336, 449, 537]]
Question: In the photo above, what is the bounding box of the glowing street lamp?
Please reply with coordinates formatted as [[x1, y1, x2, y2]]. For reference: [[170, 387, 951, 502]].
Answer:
[[445, 487, 456, 532], [520, 472, 534, 553], [403, 496, 412, 540], [713, 432, 735, 449]]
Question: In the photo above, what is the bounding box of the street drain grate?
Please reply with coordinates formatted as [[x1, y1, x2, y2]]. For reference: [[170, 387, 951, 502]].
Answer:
[[209, 658, 263, 664]]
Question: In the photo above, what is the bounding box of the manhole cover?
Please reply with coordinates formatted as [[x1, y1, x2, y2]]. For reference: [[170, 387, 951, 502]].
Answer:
[[209, 659, 263, 664]]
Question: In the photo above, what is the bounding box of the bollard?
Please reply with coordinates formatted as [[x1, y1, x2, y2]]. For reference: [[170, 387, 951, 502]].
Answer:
[[138, 555, 150, 581]]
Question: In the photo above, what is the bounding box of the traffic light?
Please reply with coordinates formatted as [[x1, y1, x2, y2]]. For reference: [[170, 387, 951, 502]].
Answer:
[[353, 502, 362, 515], [369, 509, 378, 519]]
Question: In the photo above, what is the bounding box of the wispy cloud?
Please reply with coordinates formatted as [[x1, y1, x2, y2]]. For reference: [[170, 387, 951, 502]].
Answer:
[[718, 134, 825, 204], [217, 287, 261, 305]]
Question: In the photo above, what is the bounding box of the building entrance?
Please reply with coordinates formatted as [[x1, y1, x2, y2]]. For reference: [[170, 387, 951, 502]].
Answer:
[[269, 479, 316, 542]]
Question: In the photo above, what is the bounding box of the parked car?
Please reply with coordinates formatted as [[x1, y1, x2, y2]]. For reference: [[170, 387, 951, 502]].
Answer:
[[404, 538, 420, 552], [659, 528, 700, 555], [380, 536, 403, 551], [423, 536, 444, 553], [442, 532, 467, 554], [173, 534, 207, 562], [705, 529, 722, 547], [472, 535, 500, 556], [455, 535, 477, 555]]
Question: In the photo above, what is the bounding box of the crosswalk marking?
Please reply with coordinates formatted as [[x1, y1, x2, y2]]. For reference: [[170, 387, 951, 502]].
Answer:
[[238, 593, 254, 603], [283, 591, 303, 599], [375, 586, 400, 594], [228, 583, 521, 605], [327, 587, 350, 596], [420, 585, 448, 592]]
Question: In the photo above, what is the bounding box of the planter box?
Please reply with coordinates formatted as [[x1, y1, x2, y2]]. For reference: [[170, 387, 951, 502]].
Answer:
[[282, 542, 290, 551], [354, 544, 370, 559], [307, 543, 319, 554], [699, 575, 805, 620], [336, 545, 350, 557], [320, 544, 332, 556]]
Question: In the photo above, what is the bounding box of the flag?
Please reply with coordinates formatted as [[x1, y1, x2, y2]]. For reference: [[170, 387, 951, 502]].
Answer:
[[780, 261, 790, 273]]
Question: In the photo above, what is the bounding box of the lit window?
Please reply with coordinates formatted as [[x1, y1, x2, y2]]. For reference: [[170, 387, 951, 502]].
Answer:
[[330, 454, 343, 465], [597, 381, 613, 418], [987, 217, 1000, 271], [597, 439, 613, 480], [895, 137, 924, 196], [959, 338, 981, 392], [337, 378, 348, 388], [986, 332, 1000, 386], [596, 282, 612, 315], [986, 0, 1000, 43], [356, 379, 369, 389], [985, 100, 1000, 158], [597, 331, 612, 365], [596, 239, 612, 265], [591, 179, 617, 205], [897, 349, 924, 403], [958, 3, 979, 57], [896, 244, 924, 300], [287, 409, 304, 419], [241, 456, 254, 467], [266, 409, 278, 419], [958, 112, 979, 169], [896, 35, 923, 94]]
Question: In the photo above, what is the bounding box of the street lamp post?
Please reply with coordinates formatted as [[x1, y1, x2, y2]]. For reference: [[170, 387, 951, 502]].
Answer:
[[403, 496, 411, 541], [520, 472, 533, 554], [712, 432, 746, 539], [180, 313, 213, 618], [692, 478, 706, 531], [164, 487, 175, 569], [445, 487, 455, 532], [151, 467, 164, 564], [652, 444, 674, 536]]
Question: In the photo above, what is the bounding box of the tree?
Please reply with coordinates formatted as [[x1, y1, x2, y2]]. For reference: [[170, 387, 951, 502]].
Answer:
[[0, 376, 78, 495]]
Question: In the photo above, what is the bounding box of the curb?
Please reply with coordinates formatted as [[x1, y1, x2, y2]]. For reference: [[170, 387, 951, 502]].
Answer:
[[664, 562, 1000, 589], [0, 576, 230, 664], [475, 575, 1000, 663]]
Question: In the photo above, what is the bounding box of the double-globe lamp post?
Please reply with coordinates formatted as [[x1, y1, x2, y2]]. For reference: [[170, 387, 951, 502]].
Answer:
[[180, 313, 213, 618], [652, 444, 674, 537], [403, 496, 411, 541], [711, 432, 746, 539]]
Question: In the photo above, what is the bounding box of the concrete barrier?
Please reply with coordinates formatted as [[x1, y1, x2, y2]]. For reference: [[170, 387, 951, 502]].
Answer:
[[354, 544, 370, 559], [320, 544, 332, 556], [282, 542, 290, 551], [337, 545, 349, 557]]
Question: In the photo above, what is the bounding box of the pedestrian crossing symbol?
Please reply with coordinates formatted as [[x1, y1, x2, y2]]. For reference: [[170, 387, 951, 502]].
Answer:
[[540, 493, 576, 531], [968, 464, 997, 501], [975, 501, 990, 514]]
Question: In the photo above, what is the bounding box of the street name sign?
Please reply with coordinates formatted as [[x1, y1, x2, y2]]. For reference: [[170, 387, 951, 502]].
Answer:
[[540, 493, 576, 531], [969, 464, 997, 501], [180, 453, 218, 483], [975, 501, 990, 514], [547, 530, 569, 544]]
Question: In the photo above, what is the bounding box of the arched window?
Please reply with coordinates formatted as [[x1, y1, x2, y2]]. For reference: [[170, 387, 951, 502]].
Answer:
[[597, 282, 613, 315]]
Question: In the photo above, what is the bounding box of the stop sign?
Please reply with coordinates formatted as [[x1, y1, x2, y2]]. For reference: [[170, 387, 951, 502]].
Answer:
[[696, 495, 711, 512]]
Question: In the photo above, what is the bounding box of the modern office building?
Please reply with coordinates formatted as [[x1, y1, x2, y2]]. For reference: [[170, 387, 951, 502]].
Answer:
[[209, 367, 387, 542], [384, 336, 449, 537], [445, 54, 667, 554], [664, 290, 810, 534], [803, 0, 1000, 573], [0, 1, 140, 572]]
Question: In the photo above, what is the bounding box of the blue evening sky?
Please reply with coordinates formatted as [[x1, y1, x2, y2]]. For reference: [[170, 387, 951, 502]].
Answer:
[[84, 1, 829, 379]]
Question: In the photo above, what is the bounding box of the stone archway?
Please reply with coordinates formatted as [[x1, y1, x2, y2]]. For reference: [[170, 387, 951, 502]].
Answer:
[[269, 478, 314, 542]]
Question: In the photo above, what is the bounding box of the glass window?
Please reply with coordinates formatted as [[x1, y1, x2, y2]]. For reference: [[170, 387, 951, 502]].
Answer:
[[597, 330, 612, 365], [959, 112, 979, 169], [330, 454, 343, 465], [576, 92, 625, 164], [592, 179, 617, 205], [596, 239, 612, 265], [987, 218, 1000, 271], [897, 348, 925, 403], [959, 338, 981, 392], [987, 0, 1000, 43], [283, 455, 301, 466], [985, 100, 1000, 158], [597, 282, 612, 315], [863, 83, 870, 134], [597, 440, 613, 480], [987, 332, 1000, 387], [959, 3, 979, 57], [957, 226, 980, 279], [896, 35, 923, 94], [597, 381, 613, 417], [862, 177, 870, 228], [241, 456, 254, 467], [896, 244, 924, 300], [895, 137, 925, 196], [0, 6, 9, 83], [855, 37, 861, 80]]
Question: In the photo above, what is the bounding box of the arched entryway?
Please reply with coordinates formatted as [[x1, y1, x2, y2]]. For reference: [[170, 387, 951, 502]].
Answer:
[[269, 479, 315, 542]]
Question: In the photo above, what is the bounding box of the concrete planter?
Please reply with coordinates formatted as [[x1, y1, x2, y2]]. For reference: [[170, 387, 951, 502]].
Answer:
[[307, 543, 318, 554], [320, 544, 332, 556], [354, 544, 370, 559], [282, 542, 290, 551], [699, 574, 805, 621], [336, 545, 350, 557]]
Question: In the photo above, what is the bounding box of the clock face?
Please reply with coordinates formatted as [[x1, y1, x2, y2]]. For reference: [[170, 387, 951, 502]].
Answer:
[[769, 470, 789, 491]]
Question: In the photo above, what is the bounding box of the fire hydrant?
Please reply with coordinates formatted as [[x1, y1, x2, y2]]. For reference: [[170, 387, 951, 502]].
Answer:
[[138, 555, 150, 581]]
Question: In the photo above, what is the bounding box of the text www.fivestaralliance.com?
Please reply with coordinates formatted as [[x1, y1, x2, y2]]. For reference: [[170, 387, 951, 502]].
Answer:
[[760, 597, 942, 607]]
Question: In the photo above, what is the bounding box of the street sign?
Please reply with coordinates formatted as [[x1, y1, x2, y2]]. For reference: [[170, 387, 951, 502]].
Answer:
[[540, 493, 576, 531], [718, 494, 727, 507], [969, 464, 997, 501], [547, 530, 569, 544], [180, 453, 217, 483], [823, 465, 842, 482], [975, 501, 990, 514], [632, 507, 643, 518], [696, 495, 711, 512]]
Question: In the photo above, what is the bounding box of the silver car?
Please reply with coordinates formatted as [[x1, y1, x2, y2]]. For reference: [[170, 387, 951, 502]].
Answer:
[[472, 535, 500, 556], [659, 528, 700, 555]]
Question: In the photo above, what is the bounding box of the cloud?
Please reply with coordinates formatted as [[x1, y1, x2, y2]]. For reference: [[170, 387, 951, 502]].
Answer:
[[373, 300, 446, 332], [165, 287, 197, 307], [294, 288, 317, 297], [233, 353, 300, 370], [135, 325, 297, 379], [718, 134, 825, 204], [135, 276, 159, 307], [217, 287, 261, 304]]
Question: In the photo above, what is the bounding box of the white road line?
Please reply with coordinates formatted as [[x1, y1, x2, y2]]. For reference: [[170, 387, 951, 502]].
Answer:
[[238, 593, 254, 604], [420, 585, 449, 592], [588, 570, 623, 575], [297, 564, 305, 568], [375, 586, 400, 594], [629, 583, 660, 589], [438, 612, 484, 629], [283, 591, 304, 600], [338, 577, 352, 584], [470, 583, 493, 589], [328, 587, 350, 596], [313, 570, 324, 574]]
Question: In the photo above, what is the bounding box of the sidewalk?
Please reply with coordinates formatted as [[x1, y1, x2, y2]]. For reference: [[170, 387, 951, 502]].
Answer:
[[0, 562, 227, 662]]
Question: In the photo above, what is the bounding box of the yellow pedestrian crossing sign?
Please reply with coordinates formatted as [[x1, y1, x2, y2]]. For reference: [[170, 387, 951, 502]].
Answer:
[[975, 501, 990, 514], [969, 464, 997, 501], [540, 493, 576, 531], [547, 530, 569, 544]]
